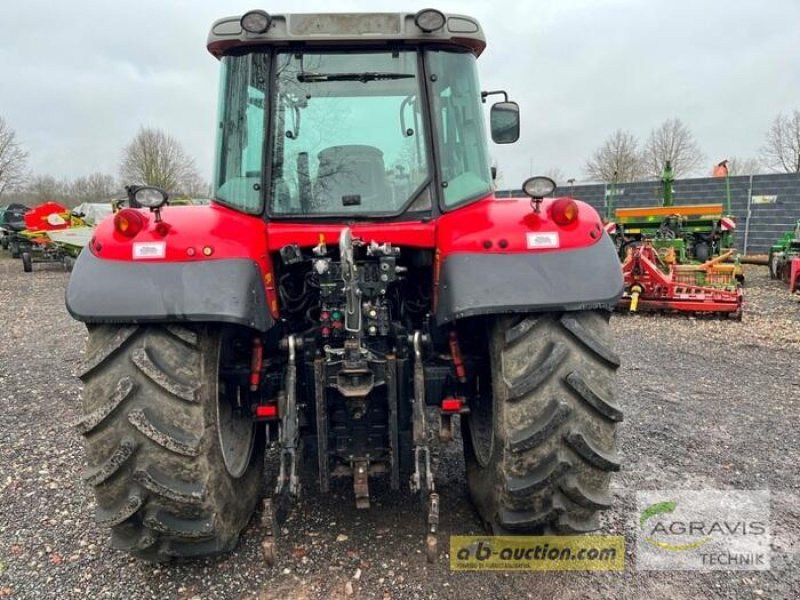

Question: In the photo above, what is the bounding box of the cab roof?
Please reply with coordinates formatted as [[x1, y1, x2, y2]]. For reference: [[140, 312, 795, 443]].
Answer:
[[207, 11, 486, 58]]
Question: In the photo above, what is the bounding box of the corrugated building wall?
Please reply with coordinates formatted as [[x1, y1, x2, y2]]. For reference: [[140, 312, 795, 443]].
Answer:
[[498, 173, 800, 254]]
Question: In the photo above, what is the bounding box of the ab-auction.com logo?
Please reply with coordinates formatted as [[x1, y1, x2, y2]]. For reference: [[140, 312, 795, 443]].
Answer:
[[449, 536, 625, 571], [636, 491, 770, 571]]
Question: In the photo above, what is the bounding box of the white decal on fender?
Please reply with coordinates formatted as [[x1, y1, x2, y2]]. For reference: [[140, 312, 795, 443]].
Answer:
[[526, 232, 560, 249], [132, 241, 166, 259]]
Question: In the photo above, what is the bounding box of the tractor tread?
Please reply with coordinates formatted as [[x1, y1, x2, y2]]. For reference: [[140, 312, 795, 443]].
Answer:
[[507, 399, 571, 453], [497, 495, 567, 531], [504, 316, 543, 347], [95, 493, 145, 528], [555, 511, 601, 534], [565, 370, 623, 422], [161, 537, 234, 559], [81, 438, 138, 486], [77, 326, 139, 379], [143, 509, 216, 540], [134, 467, 206, 506], [131, 347, 199, 403], [560, 474, 613, 509], [565, 428, 621, 472], [504, 451, 572, 498], [79, 325, 264, 561], [127, 408, 201, 457], [560, 313, 620, 367], [464, 311, 620, 536], [163, 325, 199, 348], [110, 527, 158, 552], [74, 377, 136, 435], [504, 341, 568, 401]]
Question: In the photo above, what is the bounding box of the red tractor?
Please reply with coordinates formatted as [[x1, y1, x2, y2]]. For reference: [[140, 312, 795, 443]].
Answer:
[[67, 9, 623, 562]]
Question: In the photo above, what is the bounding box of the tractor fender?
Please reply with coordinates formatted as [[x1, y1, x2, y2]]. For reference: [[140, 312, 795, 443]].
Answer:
[[66, 248, 274, 331], [435, 233, 623, 324]]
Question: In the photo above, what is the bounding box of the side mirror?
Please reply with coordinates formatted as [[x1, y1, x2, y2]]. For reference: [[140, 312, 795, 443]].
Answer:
[[490, 101, 520, 144]]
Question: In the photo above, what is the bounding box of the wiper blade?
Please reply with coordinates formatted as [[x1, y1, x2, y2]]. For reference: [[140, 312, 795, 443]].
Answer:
[[297, 72, 414, 83]]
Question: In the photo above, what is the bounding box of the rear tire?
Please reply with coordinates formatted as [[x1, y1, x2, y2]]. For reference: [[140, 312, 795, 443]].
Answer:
[[694, 242, 710, 263], [22, 252, 32, 273], [463, 311, 621, 534], [75, 324, 264, 561], [768, 251, 780, 280]]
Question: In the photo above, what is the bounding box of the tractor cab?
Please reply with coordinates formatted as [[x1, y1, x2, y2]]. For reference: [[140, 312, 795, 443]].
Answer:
[[208, 10, 519, 219]]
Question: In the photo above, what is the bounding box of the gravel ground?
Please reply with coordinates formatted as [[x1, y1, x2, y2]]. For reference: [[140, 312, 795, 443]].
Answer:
[[0, 255, 798, 599]]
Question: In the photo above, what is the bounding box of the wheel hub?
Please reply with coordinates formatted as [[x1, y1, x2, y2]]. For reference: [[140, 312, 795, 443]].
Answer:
[[468, 374, 494, 467], [217, 379, 255, 478]]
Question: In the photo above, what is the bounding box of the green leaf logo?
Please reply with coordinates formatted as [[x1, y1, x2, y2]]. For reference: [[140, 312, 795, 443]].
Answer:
[[640, 500, 710, 552], [640, 500, 677, 528]]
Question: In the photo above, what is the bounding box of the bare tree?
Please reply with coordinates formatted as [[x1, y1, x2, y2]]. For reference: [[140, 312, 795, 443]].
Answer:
[[760, 110, 800, 173], [725, 157, 762, 176], [543, 167, 566, 184], [643, 118, 706, 179], [0, 116, 29, 197], [174, 171, 211, 200], [24, 174, 72, 205], [584, 130, 645, 183], [120, 127, 203, 194], [70, 173, 120, 204]]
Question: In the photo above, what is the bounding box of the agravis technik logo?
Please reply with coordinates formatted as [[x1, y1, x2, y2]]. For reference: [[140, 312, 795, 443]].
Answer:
[[636, 490, 770, 571]]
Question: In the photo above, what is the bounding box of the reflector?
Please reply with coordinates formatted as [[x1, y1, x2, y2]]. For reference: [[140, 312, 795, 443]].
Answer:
[[551, 198, 579, 226], [256, 404, 278, 418], [441, 398, 463, 412], [114, 209, 145, 238]]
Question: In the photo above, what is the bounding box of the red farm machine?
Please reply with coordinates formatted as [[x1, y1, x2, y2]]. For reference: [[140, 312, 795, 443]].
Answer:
[[15, 202, 109, 272], [606, 162, 744, 318], [66, 10, 624, 563], [768, 219, 800, 294]]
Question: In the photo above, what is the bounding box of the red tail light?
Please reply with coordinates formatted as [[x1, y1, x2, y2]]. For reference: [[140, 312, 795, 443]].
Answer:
[[441, 398, 464, 412], [551, 198, 579, 226], [256, 404, 278, 419], [114, 209, 146, 238]]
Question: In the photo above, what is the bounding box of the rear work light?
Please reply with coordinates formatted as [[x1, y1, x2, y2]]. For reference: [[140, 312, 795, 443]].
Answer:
[[241, 10, 271, 33], [550, 198, 579, 226], [114, 209, 146, 238], [415, 9, 446, 33]]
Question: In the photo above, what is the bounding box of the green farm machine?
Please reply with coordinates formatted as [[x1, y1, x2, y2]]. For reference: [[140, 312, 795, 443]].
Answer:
[[605, 162, 744, 317], [768, 219, 800, 293]]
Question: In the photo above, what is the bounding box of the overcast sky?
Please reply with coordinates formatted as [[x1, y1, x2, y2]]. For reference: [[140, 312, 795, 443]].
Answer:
[[1, 0, 799, 189]]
